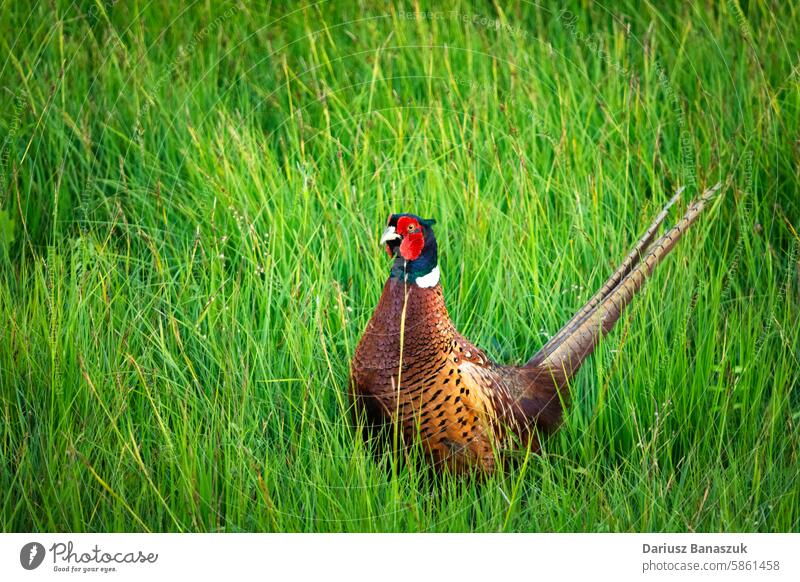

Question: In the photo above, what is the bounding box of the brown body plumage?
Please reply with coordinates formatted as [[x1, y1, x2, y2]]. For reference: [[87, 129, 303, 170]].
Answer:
[[350, 184, 721, 473]]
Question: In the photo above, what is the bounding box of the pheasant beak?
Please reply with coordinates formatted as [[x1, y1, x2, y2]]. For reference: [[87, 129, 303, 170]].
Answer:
[[380, 226, 402, 245]]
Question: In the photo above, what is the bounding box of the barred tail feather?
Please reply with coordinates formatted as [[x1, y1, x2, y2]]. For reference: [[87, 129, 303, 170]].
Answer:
[[532, 183, 721, 381], [528, 187, 684, 367]]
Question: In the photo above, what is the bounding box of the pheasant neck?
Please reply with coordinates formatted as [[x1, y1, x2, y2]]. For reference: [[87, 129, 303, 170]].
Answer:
[[389, 238, 439, 287], [390, 260, 439, 287]]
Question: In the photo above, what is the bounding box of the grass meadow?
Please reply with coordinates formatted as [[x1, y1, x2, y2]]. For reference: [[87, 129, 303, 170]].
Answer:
[[0, 1, 798, 532]]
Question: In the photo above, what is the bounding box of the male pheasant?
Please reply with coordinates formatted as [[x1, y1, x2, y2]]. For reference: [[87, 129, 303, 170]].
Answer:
[[350, 184, 721, 473]]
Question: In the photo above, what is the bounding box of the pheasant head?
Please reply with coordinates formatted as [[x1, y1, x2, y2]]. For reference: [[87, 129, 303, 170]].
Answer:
[[380, 213, 439, 287]]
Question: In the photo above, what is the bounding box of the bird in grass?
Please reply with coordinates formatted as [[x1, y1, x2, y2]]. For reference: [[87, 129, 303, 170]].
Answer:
[[350, 184, 721, 473]]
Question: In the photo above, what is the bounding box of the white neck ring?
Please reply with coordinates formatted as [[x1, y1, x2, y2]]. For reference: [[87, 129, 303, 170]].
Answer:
[[414, 266, 440, 288]]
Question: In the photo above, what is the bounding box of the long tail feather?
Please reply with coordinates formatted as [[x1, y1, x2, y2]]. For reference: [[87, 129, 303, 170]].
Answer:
[[528, 187, 685, 367], [532, 183, 721, 380]]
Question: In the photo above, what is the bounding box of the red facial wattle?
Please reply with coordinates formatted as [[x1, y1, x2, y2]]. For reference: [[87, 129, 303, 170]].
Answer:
[[395, 216, 425, 260], [399, 232, 424, 260]]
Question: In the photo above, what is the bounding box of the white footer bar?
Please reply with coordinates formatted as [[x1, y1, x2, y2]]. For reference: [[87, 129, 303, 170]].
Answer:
[[1, 533, 798, 581]]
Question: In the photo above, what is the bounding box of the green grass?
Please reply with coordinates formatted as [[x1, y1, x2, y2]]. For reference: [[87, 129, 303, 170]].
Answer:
[[1, 0, 798, 532]]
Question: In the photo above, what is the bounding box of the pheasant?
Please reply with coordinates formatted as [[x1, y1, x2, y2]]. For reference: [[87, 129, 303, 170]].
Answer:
[[350, 184, 721, 473]]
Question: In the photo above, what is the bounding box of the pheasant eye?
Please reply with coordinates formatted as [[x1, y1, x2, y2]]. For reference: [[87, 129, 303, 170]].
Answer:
[[407, 223, 415, 232]]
